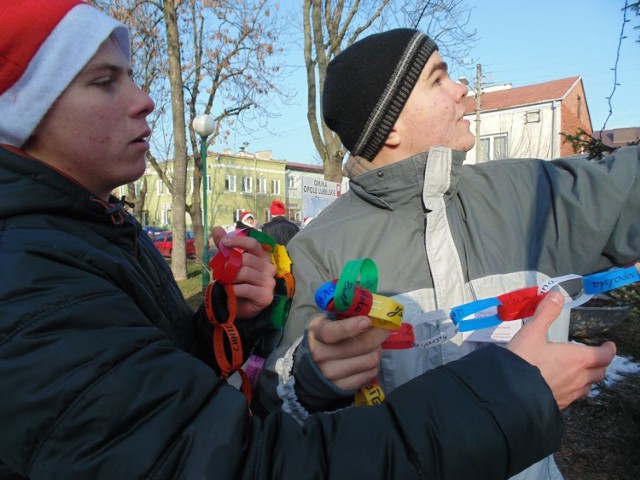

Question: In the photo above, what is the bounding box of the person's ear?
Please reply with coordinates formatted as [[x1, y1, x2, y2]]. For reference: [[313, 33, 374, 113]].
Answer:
[[384, 126, 401, 148]]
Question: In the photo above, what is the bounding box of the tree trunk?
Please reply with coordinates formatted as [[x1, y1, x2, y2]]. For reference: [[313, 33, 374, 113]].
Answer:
[[164, 0, 188, 281], [190, 165, 206, 271], [127, 178, 147, 224]]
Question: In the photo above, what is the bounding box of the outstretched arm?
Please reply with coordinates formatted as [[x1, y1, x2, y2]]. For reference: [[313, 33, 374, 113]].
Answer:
[[305, 291, 616, 411]]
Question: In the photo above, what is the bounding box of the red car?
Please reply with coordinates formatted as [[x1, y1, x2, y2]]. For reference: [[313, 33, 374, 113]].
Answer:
[[153, 231, 196, 257]]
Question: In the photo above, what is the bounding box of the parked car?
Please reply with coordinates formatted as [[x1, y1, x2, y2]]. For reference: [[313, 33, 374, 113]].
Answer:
[[152, 231, 196, 257], [142, 225, 166, 239]]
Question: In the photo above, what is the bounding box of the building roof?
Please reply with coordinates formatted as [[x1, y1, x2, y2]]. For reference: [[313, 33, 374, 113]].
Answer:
[[593, 127, 640, 148], [286, 161, 324, 173], [463, 76, 582, 114]]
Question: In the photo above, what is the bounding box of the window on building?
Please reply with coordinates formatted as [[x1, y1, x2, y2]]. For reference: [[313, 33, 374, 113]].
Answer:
[[242, 176, 253, 193], [206, 175, 211, 192], [525, 110, 541, 123], [225, 174, 236, 192], [271, 179, 281, 195], [257, 177, 267, 194], [233, 209, 243, 222], [494, 135, 507, 160], [156, 180, 163, 195], [287, 176, 296, 189], [477, 138, 490, 162], [477, 134, 508, 161], [161, 209, 170, 225]]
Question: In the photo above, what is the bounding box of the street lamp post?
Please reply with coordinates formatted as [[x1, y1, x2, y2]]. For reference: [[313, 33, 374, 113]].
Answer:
[[192, 114, 215, 290], [254, 154, 258, 214]]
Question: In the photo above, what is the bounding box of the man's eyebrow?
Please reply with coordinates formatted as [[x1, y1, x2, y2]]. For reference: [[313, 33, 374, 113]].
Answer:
[[427, 61, 448, 78], [80, 62, 129, 76]]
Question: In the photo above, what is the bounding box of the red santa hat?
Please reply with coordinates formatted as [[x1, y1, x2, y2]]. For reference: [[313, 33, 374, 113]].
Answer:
[[0, 0, 130, 147], [270, 200, 286, 216], [240, 210, 254, 223]]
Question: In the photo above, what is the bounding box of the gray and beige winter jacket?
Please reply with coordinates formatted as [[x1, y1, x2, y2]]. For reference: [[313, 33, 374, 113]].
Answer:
[[256, 145, 640, 479]]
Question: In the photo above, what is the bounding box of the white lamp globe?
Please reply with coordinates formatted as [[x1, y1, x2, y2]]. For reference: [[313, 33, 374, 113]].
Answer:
[[192, 114, 215, 137]]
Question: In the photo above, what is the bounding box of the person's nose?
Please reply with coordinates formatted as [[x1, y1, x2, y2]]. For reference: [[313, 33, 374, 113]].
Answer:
[[454, 80, 468, 102], [129, 81, 155, 118]]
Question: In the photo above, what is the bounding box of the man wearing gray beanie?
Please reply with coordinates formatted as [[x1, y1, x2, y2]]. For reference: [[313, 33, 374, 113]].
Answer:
[[256, 27, 640, 480], [322, 28, 440, 161]]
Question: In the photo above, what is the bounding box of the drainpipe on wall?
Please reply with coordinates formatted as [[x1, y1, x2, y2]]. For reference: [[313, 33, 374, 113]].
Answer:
[[475, 64, 482, 162], [550, 100, 557, 159]]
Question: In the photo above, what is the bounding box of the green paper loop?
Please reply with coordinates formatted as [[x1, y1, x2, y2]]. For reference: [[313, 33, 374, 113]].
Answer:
[[334, 258, 378, 312]]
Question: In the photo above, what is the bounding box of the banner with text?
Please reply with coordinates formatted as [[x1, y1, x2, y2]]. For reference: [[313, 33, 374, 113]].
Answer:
[[302, 177, 342, 219]]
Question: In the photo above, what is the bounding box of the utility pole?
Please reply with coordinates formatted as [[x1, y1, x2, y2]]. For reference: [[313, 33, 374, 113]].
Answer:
[[475, 63, 483, 160]]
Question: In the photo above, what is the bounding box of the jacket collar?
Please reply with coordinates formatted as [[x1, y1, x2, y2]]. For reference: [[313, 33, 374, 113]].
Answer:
[[347, 147, 466, 210], [0, 145, 139, 247]]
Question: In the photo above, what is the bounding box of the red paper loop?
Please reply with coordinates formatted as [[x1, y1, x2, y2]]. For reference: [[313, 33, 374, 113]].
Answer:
[[326, 284, 373, 317], [382, 323, 415, 350], [497, 286, 549, 321], [210, 249, 243, 284]]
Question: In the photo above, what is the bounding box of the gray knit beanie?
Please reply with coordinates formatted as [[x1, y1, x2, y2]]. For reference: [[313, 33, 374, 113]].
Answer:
[[322, 28, 438, 161]]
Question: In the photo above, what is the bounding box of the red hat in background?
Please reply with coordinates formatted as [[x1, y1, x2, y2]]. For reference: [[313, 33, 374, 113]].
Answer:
[[270, 200, 286, 216], [240, 210, 254, 223]]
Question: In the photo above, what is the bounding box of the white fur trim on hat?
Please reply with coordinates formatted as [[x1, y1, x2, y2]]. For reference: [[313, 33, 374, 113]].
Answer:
[[0, 4, 129, 147]]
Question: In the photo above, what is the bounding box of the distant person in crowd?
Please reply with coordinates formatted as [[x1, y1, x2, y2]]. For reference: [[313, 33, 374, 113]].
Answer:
[[236, 209, 256, 230], [261, 200, 300, 245]]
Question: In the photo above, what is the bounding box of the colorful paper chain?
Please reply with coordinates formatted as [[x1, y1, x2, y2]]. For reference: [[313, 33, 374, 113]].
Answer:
[[206, 228, 295, 399], [406, 263, 640, 350], [314, 258, 404, 405], [315, 259, 640, 405]]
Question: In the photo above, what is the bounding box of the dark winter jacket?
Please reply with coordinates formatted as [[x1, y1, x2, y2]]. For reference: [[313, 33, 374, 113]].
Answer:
[[261, 215, 300, 246], [0, 145, 564, 479]]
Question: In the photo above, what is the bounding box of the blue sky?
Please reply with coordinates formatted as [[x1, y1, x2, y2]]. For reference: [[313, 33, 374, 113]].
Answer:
[[238, 0, 640, 164]]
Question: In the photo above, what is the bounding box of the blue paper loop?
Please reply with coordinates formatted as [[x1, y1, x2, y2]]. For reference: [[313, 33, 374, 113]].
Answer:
[[315, 281, 337, 310], [583, 265, 640, 294], [450, 297, 502, 332], [458, 315, 502, 332]]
